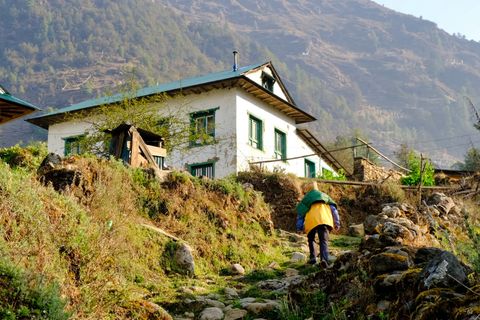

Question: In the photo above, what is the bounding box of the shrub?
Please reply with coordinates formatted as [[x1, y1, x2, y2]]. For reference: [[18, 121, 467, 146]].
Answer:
[[0, 259, 69, 320], [0, 142, 48, 170], [318, 169, 347, 181], [401, 152, 435, 186]]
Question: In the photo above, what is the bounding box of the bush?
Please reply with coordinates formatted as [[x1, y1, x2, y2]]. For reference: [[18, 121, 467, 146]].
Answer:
[[0, 259, 69, 320], [318, 169, 347, 181], [401, 152, 435, 186], [0, 142, 48, 170]]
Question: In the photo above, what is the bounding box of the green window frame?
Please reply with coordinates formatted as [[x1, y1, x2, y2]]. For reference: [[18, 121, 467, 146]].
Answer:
[[248, 115, 263, 150], [274, 129, 287, 160], [305, 159, 316, 178], [64, 135, 85, 156], [190, 107, 218, 146], [189, 162, 215, 179]]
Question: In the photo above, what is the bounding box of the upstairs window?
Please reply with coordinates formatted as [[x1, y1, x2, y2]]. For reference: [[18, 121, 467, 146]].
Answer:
[[261, 72, 276, 92], [64, 135, 85, 156], [248, 115, 263, 150], [190, 108, 218, 146], [274, 129, 287, 160]]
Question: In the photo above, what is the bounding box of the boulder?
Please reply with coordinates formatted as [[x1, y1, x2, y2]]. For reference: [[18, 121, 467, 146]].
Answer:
[[224, 308, 248, 320], [419, 250, 470, 290], [199, 307, 224, 320], [382, 206, 402, 218], [174, 243, 195, 276], [291, 252, 306, 262], [224, 287, 239, 299], [245, 301, 280, 315], [37, 153, 62, 175], [231, 263, 245, 275], [349, 223, 365, 237], [369, 252, 411, 275]]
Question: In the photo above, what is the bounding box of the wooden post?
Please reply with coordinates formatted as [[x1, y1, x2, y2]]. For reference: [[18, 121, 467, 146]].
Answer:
[[130, 129, 140, 167]]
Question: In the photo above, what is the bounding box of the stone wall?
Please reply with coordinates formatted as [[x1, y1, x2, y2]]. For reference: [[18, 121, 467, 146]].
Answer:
[[353, 157, 404, 182]]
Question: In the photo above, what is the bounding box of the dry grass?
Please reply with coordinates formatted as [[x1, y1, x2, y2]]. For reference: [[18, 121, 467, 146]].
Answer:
[[0, 149, 287, 319]]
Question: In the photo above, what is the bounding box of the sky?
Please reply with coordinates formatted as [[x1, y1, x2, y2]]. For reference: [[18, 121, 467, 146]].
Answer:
[[372, 0, 480, 42]]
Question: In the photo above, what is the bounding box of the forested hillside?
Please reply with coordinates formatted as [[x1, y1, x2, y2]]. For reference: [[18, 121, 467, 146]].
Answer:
[[1, 0, 480, 165]]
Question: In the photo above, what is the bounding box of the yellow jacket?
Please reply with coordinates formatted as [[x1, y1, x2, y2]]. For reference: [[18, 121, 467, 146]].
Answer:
[[304, 202, 334, 234]]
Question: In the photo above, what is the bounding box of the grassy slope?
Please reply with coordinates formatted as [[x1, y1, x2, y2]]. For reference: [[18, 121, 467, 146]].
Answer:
[[0, 146, 289, 319]]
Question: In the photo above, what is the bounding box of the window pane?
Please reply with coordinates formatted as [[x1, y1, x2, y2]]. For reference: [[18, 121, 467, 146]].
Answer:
[[206, 115, 214, 135]]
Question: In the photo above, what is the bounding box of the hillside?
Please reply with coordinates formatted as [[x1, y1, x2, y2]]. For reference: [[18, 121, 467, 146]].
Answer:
[[0, 146, 479, 319], [1, 0, 480, 164]]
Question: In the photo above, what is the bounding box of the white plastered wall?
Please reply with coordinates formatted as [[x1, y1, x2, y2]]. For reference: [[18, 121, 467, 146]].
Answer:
[[163, 88, 238, 178], [234, 89, 334, 177], [47, 120, 93, 156], [46, 82, 335, 178], [244, 67, 289, 101]]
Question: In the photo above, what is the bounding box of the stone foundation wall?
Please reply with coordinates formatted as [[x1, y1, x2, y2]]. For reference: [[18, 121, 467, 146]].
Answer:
[[353, 157, 404, 182]]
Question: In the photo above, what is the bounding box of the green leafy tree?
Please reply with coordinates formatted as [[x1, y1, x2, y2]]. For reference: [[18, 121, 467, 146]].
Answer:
[[69, 76, 193, 156], [401, 152, 435, 186]]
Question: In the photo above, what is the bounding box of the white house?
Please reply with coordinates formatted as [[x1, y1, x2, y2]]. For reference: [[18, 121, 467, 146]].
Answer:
[[27, 59, 346, 179]]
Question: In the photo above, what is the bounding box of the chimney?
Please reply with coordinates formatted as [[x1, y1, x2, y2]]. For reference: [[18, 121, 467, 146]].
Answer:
[[233, 50, 239, 72]]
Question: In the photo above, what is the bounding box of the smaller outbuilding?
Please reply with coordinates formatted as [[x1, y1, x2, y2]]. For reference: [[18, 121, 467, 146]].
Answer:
[[0, 85, 40, 125], [106, 124, 167, 173]]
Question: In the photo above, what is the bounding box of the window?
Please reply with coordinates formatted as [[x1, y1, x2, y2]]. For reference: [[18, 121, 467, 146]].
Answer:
[[274, 129, 287, 160], [305, 159, 316, 178], [190, 108, 217, 146], [64, 135, 84, 156], [190, 162, 214, 179], [153, 156, 165, 170], [248, 115, 263, 150], [261, 72, 276, 92]]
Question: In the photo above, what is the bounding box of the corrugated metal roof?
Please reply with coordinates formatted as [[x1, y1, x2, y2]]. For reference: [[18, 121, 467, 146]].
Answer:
[[28, 62, 266, 120], [0, 87, 40, 124], [0, 91, 39, 111], [27, 61, 318, 128]]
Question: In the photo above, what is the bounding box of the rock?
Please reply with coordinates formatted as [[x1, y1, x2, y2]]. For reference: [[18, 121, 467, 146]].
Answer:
[[231, 263, 245, 275], [205, 299, 225, 309], [284, 268, 299, 277], [348, 223, 365, 237], [127, 300, 172, 320], [414, 247, 444, 265], [369, 252, 411, 275], [428, 193, 455, 215], [174, 243, 195, 276], [381, 221, 413, 241], [382, 206, 402, 218], [239, 297, 256, 308], [291, 252, 306, 262], [199, 307, 224, 320], [419, 250, 470, 290], [245, 301, 280, 314], [224, 287, 239, 298], [37, 153, 62, 175], [224, 308, 248, 320], [268, 261, 280, 269], [364, 215, 385, 234]]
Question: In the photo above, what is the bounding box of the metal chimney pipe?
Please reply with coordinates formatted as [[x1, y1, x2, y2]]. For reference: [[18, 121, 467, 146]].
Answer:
[[233, 50, 239, 71]]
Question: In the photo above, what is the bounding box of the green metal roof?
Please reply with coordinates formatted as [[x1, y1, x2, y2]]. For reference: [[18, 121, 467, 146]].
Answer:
[[27, 61, 317, 127], [0, 86, 40, 124], [28, 62, 266, 120]]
